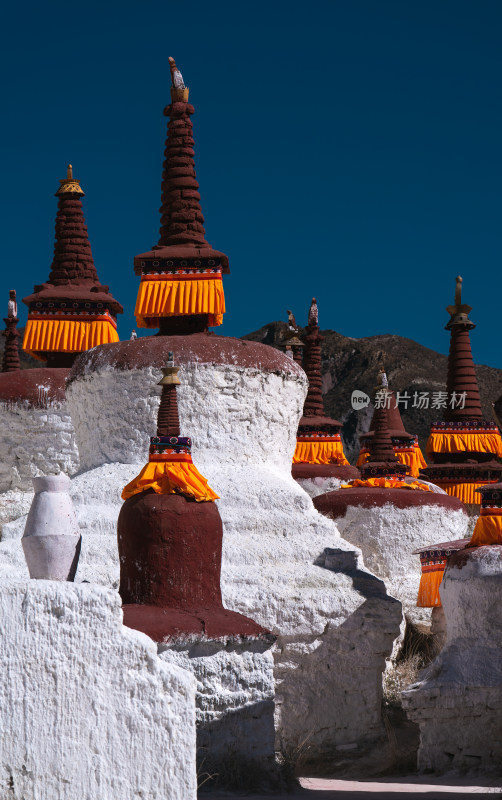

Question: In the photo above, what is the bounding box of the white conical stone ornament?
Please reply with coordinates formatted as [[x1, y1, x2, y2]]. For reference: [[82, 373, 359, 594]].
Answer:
[[22, 474, 81, 580]]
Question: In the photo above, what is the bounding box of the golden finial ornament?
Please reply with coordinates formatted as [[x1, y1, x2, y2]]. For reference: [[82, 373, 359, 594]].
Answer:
[[446, 275, 474, 330], [158, 352, 181, 386], [55, 163, 85, 197]]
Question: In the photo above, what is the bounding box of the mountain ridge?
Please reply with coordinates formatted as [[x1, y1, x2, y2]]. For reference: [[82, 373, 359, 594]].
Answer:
[[242, 320, 502, 461]]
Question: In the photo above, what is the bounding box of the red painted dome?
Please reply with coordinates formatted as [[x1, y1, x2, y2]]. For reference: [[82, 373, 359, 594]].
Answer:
[[68, 333, 304, 381]]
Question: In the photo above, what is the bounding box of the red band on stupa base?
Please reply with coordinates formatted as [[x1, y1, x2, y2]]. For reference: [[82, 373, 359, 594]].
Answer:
[[140, 272, 222, 283], [28, 312, 117, 328], [297, 434, 342, 442], [149, 454, 193, 463]]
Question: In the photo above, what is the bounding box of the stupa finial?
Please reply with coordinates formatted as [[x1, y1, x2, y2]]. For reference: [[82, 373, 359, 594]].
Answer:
[[308, 297, 318, 327], [7, 289, 17, 319], [376, 365, 389, 391], [446, 274, 474, 330], [56, 163, 84, 196], [2, 289, 21, 373], [287, 309, 298, 331], [455, 275, 462, 306], [169, 56, 189, 102]]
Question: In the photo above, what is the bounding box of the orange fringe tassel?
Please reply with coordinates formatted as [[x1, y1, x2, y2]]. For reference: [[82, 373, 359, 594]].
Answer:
[[341, 478, 433, 491], [417, 570, 444, 608], [135, 277, 225, 328], [23, 317, 119, 359], [122, 459, 219, 502], [434, 481, 496, 505], [469, 514, 502, 546], [426, 431, 502, 458], [357, 444, 427, 478], [293, 439, 349, 466]]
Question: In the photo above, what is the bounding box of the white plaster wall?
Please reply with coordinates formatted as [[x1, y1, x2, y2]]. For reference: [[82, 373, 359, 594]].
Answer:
[[0, 581, 196, 800], [333, 503, 468, 625], [0, 489, 33, 540], [403, 546, 502, 773], [0, 400, 79, 493], [68, 364, 303, 471], [63, 361, 403, 762]]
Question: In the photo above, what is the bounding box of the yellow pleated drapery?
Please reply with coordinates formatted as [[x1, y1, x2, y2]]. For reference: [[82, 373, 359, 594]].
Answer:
[[426, 431, 502, 458], [341, 477, 433, 491], [469, 513, 502, 546], [134, 275, 225, 328], [23, 316, 119, 359], [357, 445, 427, 478], [417, 569, 444, 608], [434, 481, 497, 505], [293, 438, 349, 466], [122, 457, 219, 502]]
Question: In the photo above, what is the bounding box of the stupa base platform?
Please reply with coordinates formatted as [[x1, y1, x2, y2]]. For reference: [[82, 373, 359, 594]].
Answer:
[[122, 603, 272, 642], [314, 486, 465, 515], [66, 340, 404, 770], [158, 629, 279, 792]]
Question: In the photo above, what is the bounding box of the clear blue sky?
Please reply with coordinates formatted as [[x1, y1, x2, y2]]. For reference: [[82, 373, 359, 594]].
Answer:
[[1, 1, 501, 367]]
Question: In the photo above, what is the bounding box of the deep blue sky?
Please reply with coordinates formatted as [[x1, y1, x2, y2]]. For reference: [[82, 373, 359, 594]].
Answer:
[[1, 1, 501, 367]]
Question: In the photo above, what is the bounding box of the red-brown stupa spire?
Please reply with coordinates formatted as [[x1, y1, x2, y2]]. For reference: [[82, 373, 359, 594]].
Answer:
[[421, 276, 502, 506], [134, 58, 229, 334], [156, 352, 181, 437], [22, 166, 122, 367], [444, 276, 482, 421], [157, 57, 209, 250], [357, 368, 427, 478], [302, 301, 326, 418], [292, 299, 359, 481], [360, 400, 407, 479], [2, 290, 21, 373]]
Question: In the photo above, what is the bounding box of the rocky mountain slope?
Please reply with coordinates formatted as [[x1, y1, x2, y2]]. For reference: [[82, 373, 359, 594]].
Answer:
[[242, 321, 502, 462]]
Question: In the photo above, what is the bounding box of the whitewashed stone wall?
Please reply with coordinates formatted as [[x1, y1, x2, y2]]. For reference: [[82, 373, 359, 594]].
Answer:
[[296, 476, 343, 498], [0, 400, 79, 494], [159, 638, 277, 788], [403, 546, 502, 773], [0, 581, 196, 800]]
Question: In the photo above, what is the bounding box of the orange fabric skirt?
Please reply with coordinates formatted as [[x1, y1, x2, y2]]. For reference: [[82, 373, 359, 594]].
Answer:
[[293, 439, 349, 466], [469, 514, 502, 546], [121, 459, 219, 502], [23, 317, 119, 359], [434, 481, 496, 505], [357, 444, 427, 478], [426, 431, 502, 458], [134, 277, 225, 328], [417, 569, 444, 608], [341, 477, 432, 491]]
